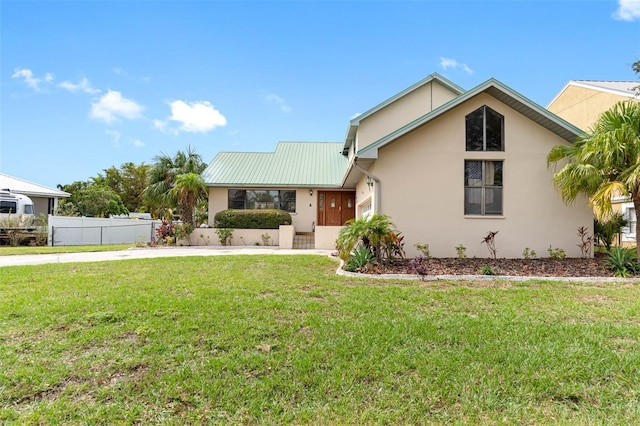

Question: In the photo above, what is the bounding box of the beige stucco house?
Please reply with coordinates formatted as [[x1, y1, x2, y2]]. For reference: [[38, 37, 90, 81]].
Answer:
[[548, 80, 639, 246], [202, 73, 593, 257], [0, 173, 70, 216], [548, 80, 638, 131]]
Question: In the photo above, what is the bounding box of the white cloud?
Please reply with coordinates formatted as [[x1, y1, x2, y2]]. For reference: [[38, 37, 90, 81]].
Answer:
[[59, 77, 100, 94], [90, 90, 144, 123], [12, 68, 54, 91], [439, 57, 474, 74], [613, 0, 640, 21], [133, 139, 145, 148], [105, 129, 121, 147], [265, 93, 292, 113], [153, 119, 168, 132], [166, 100, 227, 133]]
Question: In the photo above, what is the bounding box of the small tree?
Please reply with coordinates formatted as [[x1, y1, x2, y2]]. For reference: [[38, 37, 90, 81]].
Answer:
[[336, 213, 404, 262], [172, 173, 207, 227], [547, 101, 640, 259]]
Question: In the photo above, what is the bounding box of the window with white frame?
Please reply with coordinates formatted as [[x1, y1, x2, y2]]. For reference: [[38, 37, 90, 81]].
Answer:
[[359, 198, 372, 219], [622, 204, 637, 242]]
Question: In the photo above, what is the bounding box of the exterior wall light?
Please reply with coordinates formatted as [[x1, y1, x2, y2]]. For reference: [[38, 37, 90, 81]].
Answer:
[[309, 189, 313, 196], [366, 176, 374, 188]]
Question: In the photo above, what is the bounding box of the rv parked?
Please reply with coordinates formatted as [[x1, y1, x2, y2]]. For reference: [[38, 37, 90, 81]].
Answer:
[[0, 189, 36, 229]]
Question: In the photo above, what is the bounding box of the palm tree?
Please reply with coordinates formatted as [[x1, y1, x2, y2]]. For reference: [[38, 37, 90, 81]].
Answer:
[[144, 146, 206, 219], [172, 173, 207, 227], [547, 101, 640, 258]]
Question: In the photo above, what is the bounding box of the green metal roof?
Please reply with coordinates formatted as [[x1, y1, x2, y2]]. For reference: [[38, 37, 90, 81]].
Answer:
[[202, 142, 348, 187]]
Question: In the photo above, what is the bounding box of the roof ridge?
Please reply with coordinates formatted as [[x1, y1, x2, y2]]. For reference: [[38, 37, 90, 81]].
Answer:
[[572, 79, 636, 83]]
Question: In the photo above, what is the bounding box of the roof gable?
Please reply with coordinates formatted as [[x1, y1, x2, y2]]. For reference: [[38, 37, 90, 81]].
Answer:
[[548, 80, 638, 107], [0, 173, 70, 198], [357, 78, 583, 159], [201, 142, 348, 187], [342, 73, 465, 153]]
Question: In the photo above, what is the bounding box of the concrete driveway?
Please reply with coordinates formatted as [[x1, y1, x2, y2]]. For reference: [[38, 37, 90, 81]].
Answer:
[[0, 246, 334, 267]]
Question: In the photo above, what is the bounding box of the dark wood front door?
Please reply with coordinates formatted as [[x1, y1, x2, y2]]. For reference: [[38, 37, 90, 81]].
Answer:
[[318, 191, 355, 226]]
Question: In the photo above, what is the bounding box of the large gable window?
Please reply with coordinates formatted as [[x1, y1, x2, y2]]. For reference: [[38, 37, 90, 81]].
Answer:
[[464, 160, 503, 215], [466, 106, 504, 151], [228, 189, 296, 213]]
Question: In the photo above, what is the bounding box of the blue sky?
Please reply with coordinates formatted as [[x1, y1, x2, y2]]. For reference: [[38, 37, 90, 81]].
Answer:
[[1, 0, 639, 189]]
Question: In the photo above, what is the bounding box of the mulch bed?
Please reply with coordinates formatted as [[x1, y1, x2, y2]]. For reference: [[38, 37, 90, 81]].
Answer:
[[356, 254, 634, 278]]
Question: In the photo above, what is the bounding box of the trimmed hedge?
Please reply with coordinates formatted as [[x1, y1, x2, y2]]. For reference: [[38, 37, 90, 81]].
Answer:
[[214, 209, 292, 229]]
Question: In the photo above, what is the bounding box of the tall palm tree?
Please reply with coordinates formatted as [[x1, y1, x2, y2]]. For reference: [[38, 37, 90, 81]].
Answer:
[[172, 173, 207, 227], [144, 146, 206, 219], [547, 101, 640, 258]]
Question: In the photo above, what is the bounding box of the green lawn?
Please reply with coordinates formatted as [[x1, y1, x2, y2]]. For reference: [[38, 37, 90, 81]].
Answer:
[[0, 244, 134, 256], [2, 255, 640, 424]]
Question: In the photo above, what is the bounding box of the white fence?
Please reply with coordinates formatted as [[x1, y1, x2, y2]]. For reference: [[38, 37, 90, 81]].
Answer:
[[48, 215, 160, 246]]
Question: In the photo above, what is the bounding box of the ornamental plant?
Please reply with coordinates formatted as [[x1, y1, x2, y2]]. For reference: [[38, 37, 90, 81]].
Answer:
[[155, 220, 175, 245], [174, 222, 195, 243]]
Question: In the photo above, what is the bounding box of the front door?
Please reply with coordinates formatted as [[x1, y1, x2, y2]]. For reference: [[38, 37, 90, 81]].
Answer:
[[318, 191, 355, 226]]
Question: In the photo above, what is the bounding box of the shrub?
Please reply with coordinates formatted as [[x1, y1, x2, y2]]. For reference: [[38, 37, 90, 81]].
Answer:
[[547, 246, 567, 260], [594, 213, 627, 251], [414, 243, 431, 258], [522, 247, 537, 259], [479, 265, 496, 275], [215, 228, 234, 246], [604, 246, 640, 278], [174, 222, 195, 242], [155, 220, 175, 244], [482, 231, 498, 259], [455, 244, 467, 259], [344, 246, 373, 272], [407, 255, 429, 277], [214, 209, 292, 229]]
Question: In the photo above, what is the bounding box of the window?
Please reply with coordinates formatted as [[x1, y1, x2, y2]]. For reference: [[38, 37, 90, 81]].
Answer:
[[464, 160, 503, 215], [623, 206, 637, 242], [227, 189, 296, 212], [466, 106, 504, 151], [0, 201, 17, 214], [359, 198, 372, 219]]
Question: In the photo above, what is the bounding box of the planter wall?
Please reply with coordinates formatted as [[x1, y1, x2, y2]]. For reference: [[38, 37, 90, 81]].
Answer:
[[185, 228, 280, 247]]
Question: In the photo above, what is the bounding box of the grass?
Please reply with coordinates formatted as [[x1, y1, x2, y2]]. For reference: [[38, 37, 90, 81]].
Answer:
[[2, 255, 640, 424], [0, 243, 134, 256]]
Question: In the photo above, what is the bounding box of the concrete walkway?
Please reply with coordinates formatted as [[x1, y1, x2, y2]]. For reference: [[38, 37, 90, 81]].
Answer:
[[0, 246, 333, 267]]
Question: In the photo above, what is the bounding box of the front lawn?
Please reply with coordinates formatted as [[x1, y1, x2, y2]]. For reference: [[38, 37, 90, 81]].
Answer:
[[2, 255, 640, 424], [0, 244, 134, 256]]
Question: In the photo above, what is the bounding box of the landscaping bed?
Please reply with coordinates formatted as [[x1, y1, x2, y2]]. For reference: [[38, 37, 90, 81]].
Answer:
[[355, 254, 632, 278]]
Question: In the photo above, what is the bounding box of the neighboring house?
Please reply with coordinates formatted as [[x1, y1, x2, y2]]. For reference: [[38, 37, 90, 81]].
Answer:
[[0, 173, 70, 216], [548, 80, 639, 246], [202, 73, 593, 257], [547, 80, 638, 131]]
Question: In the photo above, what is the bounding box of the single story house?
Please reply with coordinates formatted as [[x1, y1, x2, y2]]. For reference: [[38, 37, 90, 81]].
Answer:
[[548, 80, 639, 246], [0, 173, 70, 216], [202, 73, 593, 258]]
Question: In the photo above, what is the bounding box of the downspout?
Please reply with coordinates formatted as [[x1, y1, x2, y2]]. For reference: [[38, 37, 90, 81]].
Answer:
[[353, 159, 381, 214]]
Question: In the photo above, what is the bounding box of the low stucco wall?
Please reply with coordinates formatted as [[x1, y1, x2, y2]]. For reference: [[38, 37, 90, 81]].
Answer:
[[279, 225, 295, 249], [315, 226, 343, 250], [185, 228, 280, 247]]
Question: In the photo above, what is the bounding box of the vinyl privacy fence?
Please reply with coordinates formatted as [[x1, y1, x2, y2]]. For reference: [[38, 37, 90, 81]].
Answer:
[[48, 215, 161, 246]]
